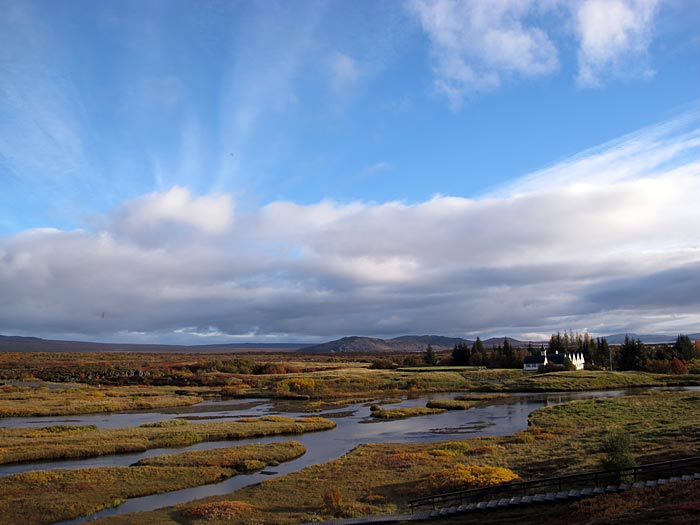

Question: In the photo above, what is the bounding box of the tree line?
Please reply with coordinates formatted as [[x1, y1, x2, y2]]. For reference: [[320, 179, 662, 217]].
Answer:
[[419, 332, 700, 374]]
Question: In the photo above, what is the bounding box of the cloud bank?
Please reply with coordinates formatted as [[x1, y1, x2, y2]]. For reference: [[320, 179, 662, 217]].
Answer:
[[1, 110, 699, 343]]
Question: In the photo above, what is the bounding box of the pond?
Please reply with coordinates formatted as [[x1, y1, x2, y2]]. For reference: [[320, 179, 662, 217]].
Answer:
[[0, 388, 656, 524]]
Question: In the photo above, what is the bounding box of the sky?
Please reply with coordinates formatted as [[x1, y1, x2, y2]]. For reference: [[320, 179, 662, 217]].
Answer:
[[1, 0, 700, 344]]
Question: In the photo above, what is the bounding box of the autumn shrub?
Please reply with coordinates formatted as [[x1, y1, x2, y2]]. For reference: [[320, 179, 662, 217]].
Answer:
[[183, 501, 256, 520], [427, 464, 519, 492], [237, 459, 266, 471], [601, 430, 636, 483], [669, 357, 688, 375], [323, 485, 344, 515]]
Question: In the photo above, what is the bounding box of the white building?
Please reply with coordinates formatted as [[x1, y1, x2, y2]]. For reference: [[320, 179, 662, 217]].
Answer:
[[523, 350, 585, 371]]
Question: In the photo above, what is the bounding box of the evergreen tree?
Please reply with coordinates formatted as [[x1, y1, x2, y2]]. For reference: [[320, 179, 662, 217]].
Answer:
[[423, 344, 438, 366], [674, 334, 696, 361], [466, 337, 485, 367], [618, 335, 648, 371], [472, 336, 485, 358], [596, 337, 612, 369], [549, 332, 565, 354], [503, 338, 515, 367], [451, 343, 469, 366]]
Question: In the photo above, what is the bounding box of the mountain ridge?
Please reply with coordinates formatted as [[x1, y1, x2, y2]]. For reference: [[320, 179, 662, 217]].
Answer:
[[1, 332, 698, 354]]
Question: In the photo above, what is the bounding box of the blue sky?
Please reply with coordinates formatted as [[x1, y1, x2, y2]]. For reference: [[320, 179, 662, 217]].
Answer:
[[1, 0, 700, 343]]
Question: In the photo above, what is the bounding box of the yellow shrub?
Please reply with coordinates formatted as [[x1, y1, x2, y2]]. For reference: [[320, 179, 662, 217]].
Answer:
[[428, 464, 519, 492], [429, 449, 457, 457]]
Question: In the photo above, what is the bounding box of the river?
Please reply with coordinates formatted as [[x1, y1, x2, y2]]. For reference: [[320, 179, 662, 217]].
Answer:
[[0, 389, 653, 523]]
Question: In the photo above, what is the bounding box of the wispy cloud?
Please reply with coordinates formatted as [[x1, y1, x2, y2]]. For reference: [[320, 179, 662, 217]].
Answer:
[[2, 109, 699, 342], [329, 52, 359, 92], [213, 3, 323, 193], [0, 2, 91, 189], [495, 104, 700, 195]]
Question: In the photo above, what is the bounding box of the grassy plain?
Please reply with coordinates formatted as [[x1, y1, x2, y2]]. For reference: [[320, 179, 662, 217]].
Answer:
[[0, 416, 334, 464], [0, 384, 210, 417], [90, 390, 700, 525], [3, 351, 700, 414], [0, 441, 305, 525]]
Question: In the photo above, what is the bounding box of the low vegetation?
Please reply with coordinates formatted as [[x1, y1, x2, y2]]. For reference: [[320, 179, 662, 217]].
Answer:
[[370, 407, 447, 419], [0, 466, 233, 525], [88, 391, 700, 525], [135, 440, 306, 469], [426, 399, 476, 410], [0, 416, 334, 464], [0, 384, 208, 417], [0, 441, 306, 525], [459, 369, 700, 392]]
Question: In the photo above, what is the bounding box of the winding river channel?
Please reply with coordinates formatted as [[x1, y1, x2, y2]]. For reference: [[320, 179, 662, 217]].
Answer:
[[0, 388, 679, 523]]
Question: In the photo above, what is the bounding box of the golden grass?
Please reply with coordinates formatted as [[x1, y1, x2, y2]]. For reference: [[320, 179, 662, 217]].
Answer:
[[370, 407, 447, 419], [0, 384, 207, 417], [135, 440, 306, 469], [0, 466, 231, 525], [425, 399, 476, 410], [0, 416, 334, 464], [0, 441, 306, 525]]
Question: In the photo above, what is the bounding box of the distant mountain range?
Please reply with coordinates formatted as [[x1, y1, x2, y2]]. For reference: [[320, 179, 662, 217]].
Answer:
[[0, 335, 309, 354], [300, 335, 474, 354], [301, 335, 539, 353], [0, 332, 698, 354]]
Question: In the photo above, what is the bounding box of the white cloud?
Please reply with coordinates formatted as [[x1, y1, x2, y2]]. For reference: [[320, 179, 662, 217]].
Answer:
[[110, 186, 234, 245], [575, 0, 660, 87], [407, 0, 665, 106], [1, 110, 700, 342], [408, 0, 559, 108]]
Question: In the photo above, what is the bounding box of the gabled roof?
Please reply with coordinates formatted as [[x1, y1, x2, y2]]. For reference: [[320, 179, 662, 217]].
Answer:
[[523, 355, 546, 364]]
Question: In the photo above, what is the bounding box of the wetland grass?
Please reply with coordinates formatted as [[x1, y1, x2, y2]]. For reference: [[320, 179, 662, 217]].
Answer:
[[0, 441, 306, 525], [425, 399, 476, 410], [0, 384, 208, 417], [369, 406, 447, 419], [0, 416, 334, 464]]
